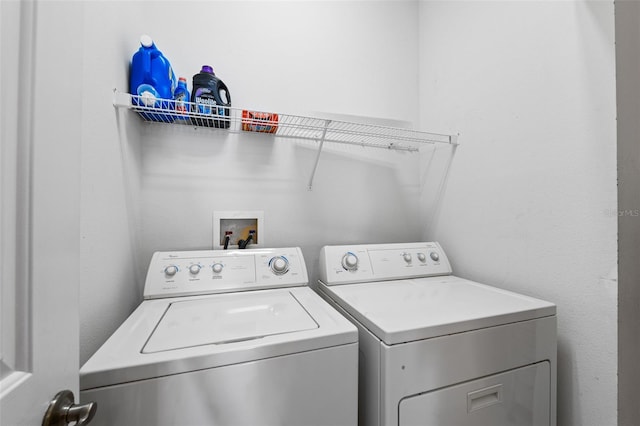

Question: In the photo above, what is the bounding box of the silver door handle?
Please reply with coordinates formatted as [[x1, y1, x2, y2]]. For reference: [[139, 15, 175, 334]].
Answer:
[[42, 389, 97, 426]]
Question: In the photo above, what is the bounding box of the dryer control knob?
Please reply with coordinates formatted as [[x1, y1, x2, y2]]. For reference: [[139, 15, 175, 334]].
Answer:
[[189, 264, 201, 275], [164, 265, 178, 277], [430, 251, 440, 261], [342, 253, 359, 271], [269, 256, 289, 275], [212, 263, 224, 274], [403, 253, 412, 263]]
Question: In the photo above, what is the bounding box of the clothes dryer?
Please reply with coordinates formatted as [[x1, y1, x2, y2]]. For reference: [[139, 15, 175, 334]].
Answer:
[[316, 242, 556, 426], [80, 247, 358, 426]]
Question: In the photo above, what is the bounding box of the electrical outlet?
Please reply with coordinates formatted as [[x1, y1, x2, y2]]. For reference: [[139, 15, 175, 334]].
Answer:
[[213, 211, 264, 250]]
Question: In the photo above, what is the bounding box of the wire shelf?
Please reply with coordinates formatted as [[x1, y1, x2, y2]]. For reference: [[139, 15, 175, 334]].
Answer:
[[113, 91, 457, 151]]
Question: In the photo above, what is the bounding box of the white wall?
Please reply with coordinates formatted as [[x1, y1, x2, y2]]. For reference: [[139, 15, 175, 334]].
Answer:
[[79, 2, 147, 364], [79, 1, 424, 364], [418, 2, 617, 426], [137, 0, 424, 267]]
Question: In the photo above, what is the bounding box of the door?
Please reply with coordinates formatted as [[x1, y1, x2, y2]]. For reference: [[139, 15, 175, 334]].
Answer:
[[399, 362, 551, 426], [1, 0, 84, 424]]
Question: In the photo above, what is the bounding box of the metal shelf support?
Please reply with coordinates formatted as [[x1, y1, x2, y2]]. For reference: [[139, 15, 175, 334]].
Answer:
[[308, 120, 331, 191]]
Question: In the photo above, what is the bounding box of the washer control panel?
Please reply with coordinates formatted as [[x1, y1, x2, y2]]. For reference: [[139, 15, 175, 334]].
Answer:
[[319, 242, 452, 285], [144, 247, 308, 299]]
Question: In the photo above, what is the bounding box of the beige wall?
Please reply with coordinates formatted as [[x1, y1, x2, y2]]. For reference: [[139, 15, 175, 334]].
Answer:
[[615, 1, 640, 425]]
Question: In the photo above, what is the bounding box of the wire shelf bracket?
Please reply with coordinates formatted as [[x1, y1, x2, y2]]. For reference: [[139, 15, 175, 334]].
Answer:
[[307, 120, 331, 190]]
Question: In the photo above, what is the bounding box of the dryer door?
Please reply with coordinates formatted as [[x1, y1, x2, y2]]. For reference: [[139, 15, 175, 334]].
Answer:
[[399, 361, 550, 426]]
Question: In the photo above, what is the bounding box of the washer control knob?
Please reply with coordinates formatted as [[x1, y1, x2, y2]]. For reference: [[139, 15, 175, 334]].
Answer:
[[212, 263, 224, 274], [430, 251, 440, 262], [269, 256, 289, 275], [189, 264, 201, 275], [342, 252, 359, 271], [164, 265, 178, 277], [417, 252, 427, 263], [403, 253, 412, 263]]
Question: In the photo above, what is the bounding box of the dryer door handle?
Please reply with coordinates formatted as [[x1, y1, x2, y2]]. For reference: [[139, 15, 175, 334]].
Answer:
[[467, 383, 503, 412]]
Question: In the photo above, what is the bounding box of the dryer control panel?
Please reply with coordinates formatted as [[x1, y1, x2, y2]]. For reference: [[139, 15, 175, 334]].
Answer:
[[144, 247, 308, 299], [319, 242, 452, 285]]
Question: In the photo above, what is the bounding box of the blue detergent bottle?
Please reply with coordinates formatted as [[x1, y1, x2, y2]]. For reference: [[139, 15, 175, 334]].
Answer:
[[130, 35, 177, 122], [173, 77, 190, 121]]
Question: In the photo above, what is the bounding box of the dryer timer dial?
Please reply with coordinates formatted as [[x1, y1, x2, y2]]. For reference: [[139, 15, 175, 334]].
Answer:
[[341, 252, 359, 271]]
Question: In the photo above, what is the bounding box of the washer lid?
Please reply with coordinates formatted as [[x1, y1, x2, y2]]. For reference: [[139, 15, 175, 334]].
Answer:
[[325, 276, 556, 345], [79, 287, 357, 390], [143, 291, 318, 353]]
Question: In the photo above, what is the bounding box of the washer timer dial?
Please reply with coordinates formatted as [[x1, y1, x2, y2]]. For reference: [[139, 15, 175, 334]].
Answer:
[[164, 265, 178, 277], [269, 256, 289, 275]]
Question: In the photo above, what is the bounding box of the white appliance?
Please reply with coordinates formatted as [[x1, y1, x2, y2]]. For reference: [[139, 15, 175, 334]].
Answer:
[[316, 242, 556, 426], [80, 247, 358, 426]]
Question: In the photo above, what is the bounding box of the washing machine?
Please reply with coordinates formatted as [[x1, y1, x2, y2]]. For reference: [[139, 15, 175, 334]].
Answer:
[[80, 247, 358, 426], [316, 242, 556, 426]]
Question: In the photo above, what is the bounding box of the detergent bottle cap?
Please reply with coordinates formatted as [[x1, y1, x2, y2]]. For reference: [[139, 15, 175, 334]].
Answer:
[[140, 34, 153, 48], [178, 77, 187, 83], [201, 65, 214, 74]]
